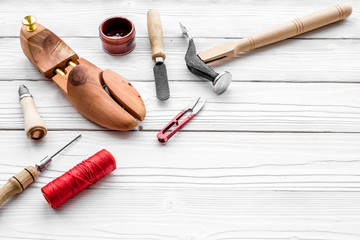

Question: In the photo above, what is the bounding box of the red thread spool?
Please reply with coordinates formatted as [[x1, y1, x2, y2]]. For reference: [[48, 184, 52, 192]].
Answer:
[[41, 149, 116, 209]]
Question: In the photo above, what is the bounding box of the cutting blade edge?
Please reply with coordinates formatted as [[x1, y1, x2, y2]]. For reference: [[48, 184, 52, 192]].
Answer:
[[153, 63, 170, 100], [192, 98, 207, 114]]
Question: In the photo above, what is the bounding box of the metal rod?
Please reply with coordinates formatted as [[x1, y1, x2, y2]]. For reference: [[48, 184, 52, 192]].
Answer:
[[51, 134, 82, 158], [54, 61, 77, 76], [67, 60, 77, 67], [54, 68, 65, 76]]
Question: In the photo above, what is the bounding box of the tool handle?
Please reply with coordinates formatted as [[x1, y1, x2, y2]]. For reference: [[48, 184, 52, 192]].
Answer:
[[198, 4, 352, 62], [20, 96, 47, 140], [147, 9, 165, 61], [234, 4, 352, 54], [0, 166, 38, 206], [157, 111, 195, 142]]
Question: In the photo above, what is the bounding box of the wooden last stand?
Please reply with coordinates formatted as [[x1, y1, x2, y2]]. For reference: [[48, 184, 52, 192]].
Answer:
[[20, 19, 146, 131]]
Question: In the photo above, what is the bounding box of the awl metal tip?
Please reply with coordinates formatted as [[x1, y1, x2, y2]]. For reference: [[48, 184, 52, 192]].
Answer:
[[50, 134, 82, 159], [18, 84, 30, 97], [36, 134, 82, 171]]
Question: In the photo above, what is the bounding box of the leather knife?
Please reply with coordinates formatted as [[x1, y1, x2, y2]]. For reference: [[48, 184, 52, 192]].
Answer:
[[147, 9, 170, 100]]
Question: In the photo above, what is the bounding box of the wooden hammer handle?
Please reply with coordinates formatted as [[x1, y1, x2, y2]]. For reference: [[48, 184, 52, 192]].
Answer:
[[0, 166, 38, 207], [235, 4, 352, 54], [198, 4, 352, 62], [147, 9, 165, 61]]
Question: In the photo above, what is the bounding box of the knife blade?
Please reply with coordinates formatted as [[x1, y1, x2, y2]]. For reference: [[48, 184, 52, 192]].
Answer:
[[147, 9, 170, 100]]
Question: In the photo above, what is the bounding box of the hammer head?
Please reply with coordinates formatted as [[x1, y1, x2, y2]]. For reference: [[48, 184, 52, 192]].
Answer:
[[180, 23, 231, 94], [213, 72, 232, 94]]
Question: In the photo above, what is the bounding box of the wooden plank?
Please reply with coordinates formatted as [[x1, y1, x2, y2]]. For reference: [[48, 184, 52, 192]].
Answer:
[[1, 131, 360, 190], [2, 37, 359, 82], [1, 131, 360, 238], [0, 0, 358, 38], [2, 81, 360, 132], [1, 0, 359, 239], [0, 189, 360, 240]]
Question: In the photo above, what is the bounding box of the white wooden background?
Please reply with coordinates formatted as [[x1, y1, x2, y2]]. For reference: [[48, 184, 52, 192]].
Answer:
[[1, 0, 360, 239]]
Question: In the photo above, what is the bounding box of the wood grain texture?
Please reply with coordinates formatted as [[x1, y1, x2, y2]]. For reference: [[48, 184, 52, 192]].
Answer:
[[1, 131, 360, 239], [1, 37, 359, 82], [20, 96, 47, 140], [20, 22, 78, 78], [0, 131, 359, 190], [67, 63, 139, 131], [0, 0, 359, 239], [0, 0, 358, 38], [2, 81, 360, 132], [0, 166, 38, 206], [1, 189, 360, 239], [147, 9, 166, 60], [198, 4, 352, 63]]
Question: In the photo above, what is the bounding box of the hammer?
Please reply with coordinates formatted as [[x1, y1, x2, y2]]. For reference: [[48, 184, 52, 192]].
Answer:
[[180, 23, 232, 95], [180, 4, 352, 94]]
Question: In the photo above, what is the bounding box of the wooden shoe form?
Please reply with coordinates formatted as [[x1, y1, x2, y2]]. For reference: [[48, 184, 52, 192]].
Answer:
[[20, 19, 146, 131]]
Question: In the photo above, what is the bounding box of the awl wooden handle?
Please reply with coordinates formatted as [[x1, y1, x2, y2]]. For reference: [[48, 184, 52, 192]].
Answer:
[[20, 96, 47, 140], [0, 166, 38, 206], [198, 4, 352, 63], [147, 9, 165, 61]]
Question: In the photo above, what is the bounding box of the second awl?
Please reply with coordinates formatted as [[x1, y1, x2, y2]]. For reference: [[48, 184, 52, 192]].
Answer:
[[147, 9, 170, 100]]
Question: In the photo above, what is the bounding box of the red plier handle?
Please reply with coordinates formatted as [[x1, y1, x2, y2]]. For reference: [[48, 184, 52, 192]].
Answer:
[[157, 110, 195, 142]]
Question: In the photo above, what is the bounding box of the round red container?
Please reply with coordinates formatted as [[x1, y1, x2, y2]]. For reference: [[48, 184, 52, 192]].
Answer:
[[99, 17, 136, 55]]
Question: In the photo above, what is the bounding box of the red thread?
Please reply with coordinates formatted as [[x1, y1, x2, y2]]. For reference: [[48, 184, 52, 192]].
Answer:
[[41, 149, 116, 209]]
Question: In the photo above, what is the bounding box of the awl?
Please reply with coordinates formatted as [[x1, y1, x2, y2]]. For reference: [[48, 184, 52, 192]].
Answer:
[[147, 9, 170, 100], [0, 134, 81, 207]]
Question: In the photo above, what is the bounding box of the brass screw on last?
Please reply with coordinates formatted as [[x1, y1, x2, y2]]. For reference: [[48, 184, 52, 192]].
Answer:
[[21, 16, 76, 76], [22, 15, 37, 32], [54, 60, 77, 76], [54, 68, 65, 76]]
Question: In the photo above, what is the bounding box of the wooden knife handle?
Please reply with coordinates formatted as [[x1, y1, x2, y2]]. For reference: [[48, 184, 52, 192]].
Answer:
[[198, 4, 352, 63], [0, 166, 39, 207], [147, 9, 165, 61]]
